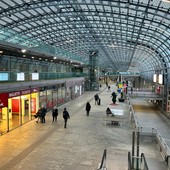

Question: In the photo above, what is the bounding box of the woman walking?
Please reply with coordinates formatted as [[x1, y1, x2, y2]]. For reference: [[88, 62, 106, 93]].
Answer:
[[85, 102, 91, 116]]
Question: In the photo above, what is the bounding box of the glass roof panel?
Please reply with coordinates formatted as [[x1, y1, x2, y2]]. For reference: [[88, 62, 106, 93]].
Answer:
[[0, 0, 169, 73]]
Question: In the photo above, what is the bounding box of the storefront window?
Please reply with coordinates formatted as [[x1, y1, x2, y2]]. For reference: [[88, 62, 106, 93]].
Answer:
[[39, 91, 46, 108], [58, 84, 65, 106], [53, 90, 58, 107], [8, 96, 21, 131], [46, 90, 52, 110], [31, 92, 39, 119], [21, 94, 31, 124], [0, 107, 8, 135]]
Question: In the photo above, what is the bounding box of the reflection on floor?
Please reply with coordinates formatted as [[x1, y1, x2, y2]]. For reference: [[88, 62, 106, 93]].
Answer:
[[0, 114, 33, 134]]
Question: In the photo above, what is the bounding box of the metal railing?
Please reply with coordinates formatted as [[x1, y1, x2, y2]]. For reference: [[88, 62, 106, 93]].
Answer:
[[129, 91, 163, 99], [128, 95, 170, 169], [0, 71, 87, 82], [98, 149, 107, 170], [128, 151, 132, 170], [128, 152, 148, 170], [140, 153, 149, 170]]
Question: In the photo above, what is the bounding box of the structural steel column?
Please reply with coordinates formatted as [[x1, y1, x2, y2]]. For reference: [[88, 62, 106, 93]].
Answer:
[[89, 51, 99, 91]]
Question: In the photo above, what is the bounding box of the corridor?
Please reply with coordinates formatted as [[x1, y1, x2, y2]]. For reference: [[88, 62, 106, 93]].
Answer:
[[0, 84, 166, 170]]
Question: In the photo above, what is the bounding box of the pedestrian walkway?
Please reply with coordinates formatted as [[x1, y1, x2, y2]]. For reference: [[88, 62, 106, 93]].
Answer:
[[0, 84, 167, 170]]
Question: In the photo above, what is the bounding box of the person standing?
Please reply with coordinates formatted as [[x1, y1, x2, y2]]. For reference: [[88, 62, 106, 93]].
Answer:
[[41, 105, 47, 123], [85, 102, 91, 116], [52, 107, 58, 122], [63, 108, 70, 128]]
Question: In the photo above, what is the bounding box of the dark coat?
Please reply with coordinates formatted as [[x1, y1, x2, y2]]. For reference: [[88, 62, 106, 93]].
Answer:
[[35, 109, 42, 117], [52, 108, 58, 117], [86, 102, 91, 112], [41, 107, 47, 117], [63, 110, 70, 119], [94, 94, 99, 101]]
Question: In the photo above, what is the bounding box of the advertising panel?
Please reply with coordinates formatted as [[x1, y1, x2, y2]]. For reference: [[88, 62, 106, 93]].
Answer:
[[0, 93, 8, 107]]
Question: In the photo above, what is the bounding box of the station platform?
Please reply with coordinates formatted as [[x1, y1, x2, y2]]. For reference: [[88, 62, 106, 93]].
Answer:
[[0, 83, 168, 170]]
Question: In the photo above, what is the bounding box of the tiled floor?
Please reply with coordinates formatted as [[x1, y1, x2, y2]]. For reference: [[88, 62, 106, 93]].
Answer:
[[0, 84, 167, 170]]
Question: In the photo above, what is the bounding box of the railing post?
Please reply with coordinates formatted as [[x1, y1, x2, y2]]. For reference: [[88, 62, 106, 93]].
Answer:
[[132, 131, 135, 169], [137, 131, 140, 170]]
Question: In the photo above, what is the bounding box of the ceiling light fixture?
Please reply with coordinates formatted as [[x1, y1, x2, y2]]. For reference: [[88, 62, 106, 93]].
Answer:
[[21, 49, 27, 53]]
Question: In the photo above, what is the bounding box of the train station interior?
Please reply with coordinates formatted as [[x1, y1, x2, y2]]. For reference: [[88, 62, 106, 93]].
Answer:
[[0, 0, 169, 169]]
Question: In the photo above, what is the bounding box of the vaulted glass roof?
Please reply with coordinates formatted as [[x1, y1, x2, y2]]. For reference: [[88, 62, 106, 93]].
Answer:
[[0, 0, 169, 73]]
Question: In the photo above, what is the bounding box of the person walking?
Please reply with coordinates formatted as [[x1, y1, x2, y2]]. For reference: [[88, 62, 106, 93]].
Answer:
[[52, 107, 58, 122], [63, 108, 70, 128], [41, 105, 47, 123], [108, 85, 111, 91], [94, 94, 99, 105], [85, 102, 91, 116]]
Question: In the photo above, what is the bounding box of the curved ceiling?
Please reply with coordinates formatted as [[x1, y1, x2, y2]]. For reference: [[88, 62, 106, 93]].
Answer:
[[0, 0, 169, 73]]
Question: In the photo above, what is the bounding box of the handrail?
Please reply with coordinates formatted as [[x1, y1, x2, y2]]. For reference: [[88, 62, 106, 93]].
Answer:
[[141, 153, 149, 170], [128, 151, 132, 170], [128, 95, 170, 168], [98, 149, 107, 170]]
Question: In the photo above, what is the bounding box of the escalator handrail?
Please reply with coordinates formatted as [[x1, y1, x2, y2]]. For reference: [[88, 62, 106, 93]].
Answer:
[[141, 153, 149, 170], [98, 149, 107, 170], [128, 151, 132, 170]]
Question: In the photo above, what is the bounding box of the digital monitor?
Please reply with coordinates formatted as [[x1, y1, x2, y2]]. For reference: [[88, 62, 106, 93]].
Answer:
[[32, 73, 39, 80], [17, 73, 25, 81], [0, 73, 9, 81]]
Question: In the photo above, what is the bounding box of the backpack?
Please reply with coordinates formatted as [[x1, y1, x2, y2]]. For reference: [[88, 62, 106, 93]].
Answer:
[[63, 111, 69, 119]]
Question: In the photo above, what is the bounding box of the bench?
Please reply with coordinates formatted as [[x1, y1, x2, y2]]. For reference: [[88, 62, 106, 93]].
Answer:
[[103, 116, 124, 126]]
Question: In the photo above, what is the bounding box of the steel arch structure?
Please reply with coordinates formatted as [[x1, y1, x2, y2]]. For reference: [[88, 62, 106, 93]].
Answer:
[[0, 0, 169, 74]]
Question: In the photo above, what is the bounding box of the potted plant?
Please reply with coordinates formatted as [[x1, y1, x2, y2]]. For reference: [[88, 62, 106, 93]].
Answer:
[[118, 91, 125, 102]]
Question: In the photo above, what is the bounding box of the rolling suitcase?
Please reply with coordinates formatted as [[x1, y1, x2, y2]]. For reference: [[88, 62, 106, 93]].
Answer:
[[98, 98, 101, 105]]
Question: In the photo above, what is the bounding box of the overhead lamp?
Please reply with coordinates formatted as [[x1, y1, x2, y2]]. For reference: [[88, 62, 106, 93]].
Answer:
[[0, 50, 3, 54], [53, 56, 57, 59], [21, 49, 27, 53], [162, 0, 169, 2], [32, 56, 34, 59]]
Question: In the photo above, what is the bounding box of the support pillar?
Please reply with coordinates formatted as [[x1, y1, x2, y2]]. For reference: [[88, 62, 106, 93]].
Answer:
[[89, 50, 99, 91]]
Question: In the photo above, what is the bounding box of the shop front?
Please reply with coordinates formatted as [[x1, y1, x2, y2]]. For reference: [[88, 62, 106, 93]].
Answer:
[[0, 88, 39, 135], [0, 78, 85, 135], [39, 83, 66, 110], [66, 79, 84, 102]]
